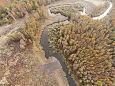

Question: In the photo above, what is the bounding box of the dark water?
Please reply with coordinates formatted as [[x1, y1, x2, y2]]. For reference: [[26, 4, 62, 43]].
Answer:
[[40, 27, 76, 86]]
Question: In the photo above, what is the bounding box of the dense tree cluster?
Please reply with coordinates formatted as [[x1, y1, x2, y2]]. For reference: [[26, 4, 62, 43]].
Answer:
[[49, 16, 114, 86], [108, 4, 115, 69]]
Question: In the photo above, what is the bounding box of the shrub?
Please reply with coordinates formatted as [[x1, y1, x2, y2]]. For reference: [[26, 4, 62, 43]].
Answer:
[[0, 0, 45, 26]]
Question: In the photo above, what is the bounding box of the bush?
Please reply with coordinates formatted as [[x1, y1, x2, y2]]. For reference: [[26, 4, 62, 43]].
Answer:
[[23, 17, 42, 43]]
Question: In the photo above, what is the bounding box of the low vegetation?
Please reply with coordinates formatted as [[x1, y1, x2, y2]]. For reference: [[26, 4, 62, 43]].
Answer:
[[50, 4, 82, 19], [0, 0, 45, 26], [0, 0, 49, 85]]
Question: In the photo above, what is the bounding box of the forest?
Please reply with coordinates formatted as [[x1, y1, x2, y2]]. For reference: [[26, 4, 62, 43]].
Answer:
[[49, 16, 115, 86]]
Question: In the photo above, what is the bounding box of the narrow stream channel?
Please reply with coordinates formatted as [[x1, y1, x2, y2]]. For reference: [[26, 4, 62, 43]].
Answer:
[[40, 26, 76, 86]]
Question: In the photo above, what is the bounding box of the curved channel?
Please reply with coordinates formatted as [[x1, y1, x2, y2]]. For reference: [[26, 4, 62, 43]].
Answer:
[[93, 1, 113, 20]]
